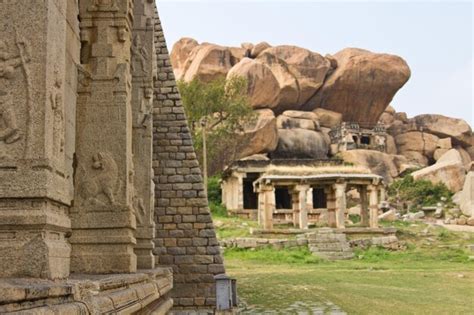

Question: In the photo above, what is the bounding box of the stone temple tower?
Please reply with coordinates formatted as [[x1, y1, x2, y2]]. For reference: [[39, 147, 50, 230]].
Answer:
[[0, 0, 224, 313]]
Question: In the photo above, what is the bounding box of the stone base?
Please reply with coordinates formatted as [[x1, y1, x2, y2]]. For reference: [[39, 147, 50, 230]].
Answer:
[[70, 243, 137, 274], [0, 199, 71, 279], [0, 268, 173, 314]]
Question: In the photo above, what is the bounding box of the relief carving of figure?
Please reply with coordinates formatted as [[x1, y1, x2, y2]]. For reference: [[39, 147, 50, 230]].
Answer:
[[77, 152, 120, 206], [0, 91, 21, 144], [129, 169, 146, 225], [131, 35, 149, 74], [0, 38, 30, 80], [50, 67, 64, 155], [139, 87, 153, 126]]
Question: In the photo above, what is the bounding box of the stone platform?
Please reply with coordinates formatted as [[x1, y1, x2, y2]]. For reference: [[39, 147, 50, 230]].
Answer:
[[0, 268, 173, 314]]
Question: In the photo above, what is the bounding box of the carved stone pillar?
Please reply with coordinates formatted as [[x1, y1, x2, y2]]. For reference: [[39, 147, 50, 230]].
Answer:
[[131, 0, 156, 270], [379, 186, 386, 202], [237, 173, 244, 211], [334, 181, 347, 229], [292, 185, 310, 229], [0, 0, 78, 279], [258, 184, 274, 230], [325, 187, 337, 228], [360, 185, 369, 227], [368, 184, 379, 228], [70, 0, 137, 273]]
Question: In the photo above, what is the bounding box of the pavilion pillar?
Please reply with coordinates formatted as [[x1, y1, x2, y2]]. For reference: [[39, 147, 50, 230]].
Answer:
[[237, 173, 244, 211], [70, 0, 137, 273], [131, 0, 156, 269], [334, 181, 347, 229], [292, 185, 309, 229], [379, 186, 386, 202], [258, 184, 275, 230], [368, 184, 379, 228], [360, 186, 369, 227], [325, 187, 337, 228]]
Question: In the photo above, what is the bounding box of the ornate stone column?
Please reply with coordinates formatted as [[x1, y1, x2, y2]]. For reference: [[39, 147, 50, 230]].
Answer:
[[292, 185, 310, 229], [360, 185, 369, 227], [131, 0, 156, 270], [334, 180, 347, 229], [70, 0, 137, 273], [0, 0, 78, 279], [368, 184, 379, 228], [258, 184, 275, 230], [325, 187, 337, 228]]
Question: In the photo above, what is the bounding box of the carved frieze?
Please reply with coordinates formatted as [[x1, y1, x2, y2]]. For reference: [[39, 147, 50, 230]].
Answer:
[[76, 152, 120, 207], [0, 30, 32, 159]]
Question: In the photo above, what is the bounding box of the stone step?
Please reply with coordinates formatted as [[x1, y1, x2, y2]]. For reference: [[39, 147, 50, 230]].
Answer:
[[306, 229, 354, 260]]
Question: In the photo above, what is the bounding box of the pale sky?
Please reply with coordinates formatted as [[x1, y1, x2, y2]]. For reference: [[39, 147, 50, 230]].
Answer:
[[156, 0, 473, 126]]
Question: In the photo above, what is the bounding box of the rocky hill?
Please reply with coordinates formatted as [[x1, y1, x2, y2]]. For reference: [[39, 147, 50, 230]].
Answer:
[[170, 38, 473, 215]]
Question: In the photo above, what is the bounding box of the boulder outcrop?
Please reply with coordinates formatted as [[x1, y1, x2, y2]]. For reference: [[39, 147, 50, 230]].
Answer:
[[238, 109, 279, 158], [341, 150, 413, 183], [411, 149, 466, 192], [227, 58, 280, 109], [458, 164, 473, 217], [272, 128, 329, 159], [261, 45, 332, 106], [302, 48, 411, 126], [170, 37, 199, 81], [183, 44, 234, 82], [313, 108, 342, 128]]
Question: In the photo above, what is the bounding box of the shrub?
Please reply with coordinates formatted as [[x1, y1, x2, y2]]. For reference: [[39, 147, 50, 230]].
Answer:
[[207, 175, 222, 204], [387, 175, 453, 211], [209, 202, 228, 218]]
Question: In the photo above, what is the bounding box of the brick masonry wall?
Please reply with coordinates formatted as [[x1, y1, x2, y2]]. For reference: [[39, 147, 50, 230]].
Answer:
[[151, 6, 226, 309]]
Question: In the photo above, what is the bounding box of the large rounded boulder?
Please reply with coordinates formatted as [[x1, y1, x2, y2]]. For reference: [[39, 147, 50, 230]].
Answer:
[[271, 129, 329, 159], [303, 48, 411, 126], [262, 45, 332, 106], [412, 115, 472, 147], [237, 109, 279, 158], [183, 44, 234, 83], [170, 37, 199, 81], [227, 58, 280, 110]]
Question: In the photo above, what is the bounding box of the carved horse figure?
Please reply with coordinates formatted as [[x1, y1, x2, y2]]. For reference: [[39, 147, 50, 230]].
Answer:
[[77, 152, 120, 206]]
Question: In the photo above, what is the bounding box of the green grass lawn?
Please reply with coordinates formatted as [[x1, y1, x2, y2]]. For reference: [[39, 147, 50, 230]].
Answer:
[[219, 219, 474, 314]]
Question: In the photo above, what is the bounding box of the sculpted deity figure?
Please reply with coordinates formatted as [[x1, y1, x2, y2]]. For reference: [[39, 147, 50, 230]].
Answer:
[[0, 91, 21, 144], [131, 35, 149, 74], [0, 40, 21, 79], [51, 68, 64, 155]]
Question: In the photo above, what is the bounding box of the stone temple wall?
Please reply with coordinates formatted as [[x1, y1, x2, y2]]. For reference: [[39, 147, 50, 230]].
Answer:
[[152, 7, 226, 308], [0, 0, 224, 312]]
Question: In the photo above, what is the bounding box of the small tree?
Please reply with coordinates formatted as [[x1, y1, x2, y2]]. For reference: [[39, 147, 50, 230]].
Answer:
[[177, 76, 255, 178], [387, 175, 454, 212]]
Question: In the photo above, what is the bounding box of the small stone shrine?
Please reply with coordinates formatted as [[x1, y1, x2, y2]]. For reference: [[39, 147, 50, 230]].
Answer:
[[329, 122, 388, 153]]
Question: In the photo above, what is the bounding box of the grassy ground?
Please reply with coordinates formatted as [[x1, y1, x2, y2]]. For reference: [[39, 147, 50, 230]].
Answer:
[[216, 213, 474, 314]]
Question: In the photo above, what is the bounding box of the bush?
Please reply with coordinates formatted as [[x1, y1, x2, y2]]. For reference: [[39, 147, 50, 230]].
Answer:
[[207, 175, 222, 204], [209, 202, 228, 218], [387, 175, 453, 211]]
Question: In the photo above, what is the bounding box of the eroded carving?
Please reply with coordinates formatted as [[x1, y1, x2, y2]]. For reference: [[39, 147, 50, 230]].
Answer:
[[77, 152, 120, 206], [50, 67, 64, 155], [88, 0, 118, 12], [0, 91, 21, 144], [131, 35, 149, 74], [139, 87, 153, 126], [77, 65, 92, 88]]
